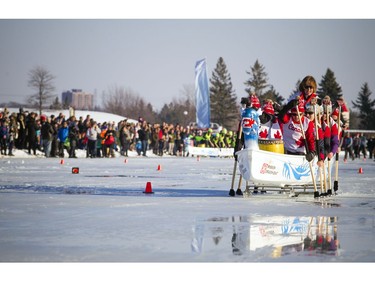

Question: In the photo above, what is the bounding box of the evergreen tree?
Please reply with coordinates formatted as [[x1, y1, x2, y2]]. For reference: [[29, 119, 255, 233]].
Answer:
[[50, 96, 62, 110], [287, 79, 302, 104], [244, 59, 269, 99], [262, 85, 285, 106], [317, 68, 342, 101], [209, 57, 239, 130], [352, 82, 375, 129]]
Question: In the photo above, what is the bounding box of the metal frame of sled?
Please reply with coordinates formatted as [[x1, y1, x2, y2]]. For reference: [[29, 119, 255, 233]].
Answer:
[[241, 182, 316, 197]]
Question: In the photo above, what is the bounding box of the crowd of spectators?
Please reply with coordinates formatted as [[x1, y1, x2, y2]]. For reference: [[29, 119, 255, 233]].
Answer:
[[0, 107, 237, 158]]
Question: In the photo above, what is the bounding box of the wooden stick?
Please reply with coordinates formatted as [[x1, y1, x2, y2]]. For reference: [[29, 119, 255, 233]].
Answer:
[[326, 104, 333, 195], [229, 121, 243, 196], [237, 174, 243, 191], [319, 107, 327, 194], [296, 105, 319, 197], [334, 106, 342, 193], [314, 105, 325, 195]]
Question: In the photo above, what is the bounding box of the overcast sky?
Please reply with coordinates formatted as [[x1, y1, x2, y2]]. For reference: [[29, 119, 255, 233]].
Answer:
[[1, 5, 374, 111]]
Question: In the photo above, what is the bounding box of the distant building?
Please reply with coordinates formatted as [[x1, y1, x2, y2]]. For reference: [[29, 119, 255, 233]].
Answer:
[[62, 89, 93, 110]]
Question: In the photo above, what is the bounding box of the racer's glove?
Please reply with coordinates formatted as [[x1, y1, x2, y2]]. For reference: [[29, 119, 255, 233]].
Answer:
[[287, 99, 299, 109], [305, 151, 316, 162]]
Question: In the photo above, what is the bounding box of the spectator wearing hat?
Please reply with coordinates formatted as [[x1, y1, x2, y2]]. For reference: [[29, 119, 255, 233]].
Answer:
[[335, 95, 350, 129], [278, 99, 316, 161], [259, 100, 283, 140]]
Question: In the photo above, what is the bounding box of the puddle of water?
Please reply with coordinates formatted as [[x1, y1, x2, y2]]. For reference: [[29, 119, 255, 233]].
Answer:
[[192, 215, 340, 259]]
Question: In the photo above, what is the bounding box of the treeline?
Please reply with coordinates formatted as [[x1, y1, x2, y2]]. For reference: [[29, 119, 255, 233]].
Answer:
[[3, 60, 375, 131]]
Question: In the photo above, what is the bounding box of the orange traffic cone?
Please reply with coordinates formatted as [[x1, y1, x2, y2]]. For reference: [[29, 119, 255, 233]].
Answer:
[[157, 164, 162, 171], [60, 159, 64, 165], [358, 167, 363, 174], [143, 182, 154, 194]]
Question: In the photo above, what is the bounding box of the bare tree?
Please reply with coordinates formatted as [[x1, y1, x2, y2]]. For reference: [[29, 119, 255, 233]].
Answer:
[[178, 83, 196, 123], [27, 66, 56, 116], [103, 86, 156, 122]]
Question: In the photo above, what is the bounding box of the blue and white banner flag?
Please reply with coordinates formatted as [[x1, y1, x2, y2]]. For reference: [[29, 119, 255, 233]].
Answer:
[[195, 58, 210, 129]]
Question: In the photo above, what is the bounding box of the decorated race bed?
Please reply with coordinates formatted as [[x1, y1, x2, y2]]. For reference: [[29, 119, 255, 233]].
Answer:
[[230, 107, 336, 198]]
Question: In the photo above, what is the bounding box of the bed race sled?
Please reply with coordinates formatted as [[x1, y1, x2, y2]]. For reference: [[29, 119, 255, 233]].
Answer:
[[232, 107, 334, 197], [235, 147, 324, 195]]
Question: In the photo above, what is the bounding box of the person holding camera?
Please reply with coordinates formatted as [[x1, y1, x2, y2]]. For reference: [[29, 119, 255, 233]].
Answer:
[[86, 121, 101, 158]]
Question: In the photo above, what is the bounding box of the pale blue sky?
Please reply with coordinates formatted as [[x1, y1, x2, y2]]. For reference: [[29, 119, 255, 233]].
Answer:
[[1, 19, 374, 110]]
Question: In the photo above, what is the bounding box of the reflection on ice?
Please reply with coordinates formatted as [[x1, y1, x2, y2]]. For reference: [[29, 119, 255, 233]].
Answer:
[[192, 215, 340, 259]]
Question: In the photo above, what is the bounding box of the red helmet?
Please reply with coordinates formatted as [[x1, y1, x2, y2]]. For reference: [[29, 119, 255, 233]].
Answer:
[[250, 95, 261, 109], [262, 101, 274, 115], [332, 108, 340, 117]]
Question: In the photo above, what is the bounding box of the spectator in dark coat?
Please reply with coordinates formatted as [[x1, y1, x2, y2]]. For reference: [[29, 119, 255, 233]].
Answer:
[[26, 112, 38, 155], [40, 115, 54, 157], [138, 121, 150, 157], [50, 115, 59, 157], [16, 113, 27, 149], [0, 119, 9, 155], [368, 136, 375, 159], [68, 126, 78, 158]]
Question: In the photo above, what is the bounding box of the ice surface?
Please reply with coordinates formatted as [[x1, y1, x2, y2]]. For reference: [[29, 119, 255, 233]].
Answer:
[[0, 149, 374, 279]]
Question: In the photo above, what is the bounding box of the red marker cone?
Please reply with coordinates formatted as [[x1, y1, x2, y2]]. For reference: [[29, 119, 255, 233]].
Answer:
[[124, 158, 128, 163], [358, 167, 363, 174], [143, 182, 154, 194], [60, 159, 64, 165], [157, 164, 162, 171], [197, 156, 200, 161]]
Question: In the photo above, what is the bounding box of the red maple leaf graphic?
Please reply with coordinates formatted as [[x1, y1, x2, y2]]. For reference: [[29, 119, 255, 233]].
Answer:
[[243, 118, 255, 128], [273, 130, 282, 139], [295, 136, 305, 147], [259, 129, 268, 138]]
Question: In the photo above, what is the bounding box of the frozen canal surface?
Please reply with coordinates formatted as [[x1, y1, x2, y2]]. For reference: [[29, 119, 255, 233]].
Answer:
[[0, 154, 374, 280]]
